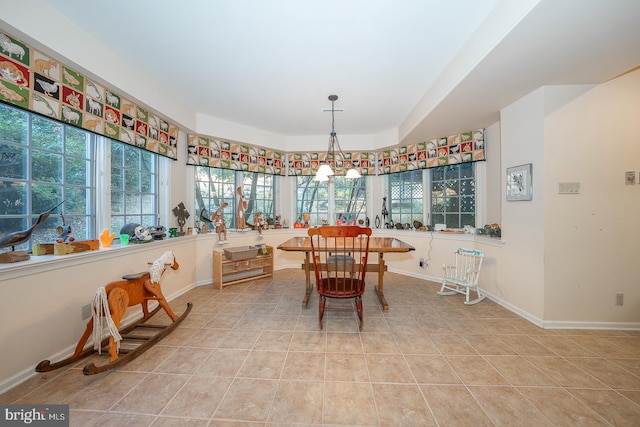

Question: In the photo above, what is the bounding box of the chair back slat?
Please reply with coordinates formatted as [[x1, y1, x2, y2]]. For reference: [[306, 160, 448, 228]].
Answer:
[[453, 248, 484, 286]]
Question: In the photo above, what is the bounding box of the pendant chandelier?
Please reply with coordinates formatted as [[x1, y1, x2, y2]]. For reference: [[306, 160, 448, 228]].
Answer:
[[314, 95, 361, 181]]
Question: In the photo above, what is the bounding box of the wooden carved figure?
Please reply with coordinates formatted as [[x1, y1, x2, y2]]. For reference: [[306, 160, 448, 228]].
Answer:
[[212, 202, 229, 244], [252, 211, 267, 235], [236, 186, 248, 230]]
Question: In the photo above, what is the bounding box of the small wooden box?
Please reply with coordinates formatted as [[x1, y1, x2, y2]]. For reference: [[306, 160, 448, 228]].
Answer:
[[223, 246, 259, 261], [32, 239, 100, 256]]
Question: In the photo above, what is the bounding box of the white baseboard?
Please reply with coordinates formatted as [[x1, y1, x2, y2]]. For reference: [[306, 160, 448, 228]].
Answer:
[[483, 291, 640, 330], [0, 280, 200, 395]]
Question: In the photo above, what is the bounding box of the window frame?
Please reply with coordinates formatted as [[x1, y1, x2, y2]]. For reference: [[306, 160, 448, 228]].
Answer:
[[386, 163, 480, 230], [430, 162, 476, 229], [0, 103, 162, 251], [194, 167, 278, 230]]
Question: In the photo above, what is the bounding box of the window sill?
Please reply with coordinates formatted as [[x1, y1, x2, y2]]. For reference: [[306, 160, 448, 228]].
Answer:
[[0, 236, 196, 282]]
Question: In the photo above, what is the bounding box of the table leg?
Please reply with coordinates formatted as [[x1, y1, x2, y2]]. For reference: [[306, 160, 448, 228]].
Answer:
[[374, 252, 389, 311], [302, 251, 312, 308]]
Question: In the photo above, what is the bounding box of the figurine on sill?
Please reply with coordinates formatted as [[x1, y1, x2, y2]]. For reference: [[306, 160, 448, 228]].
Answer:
[[252, 211, 268, 236], [55, 213, 75, 243], [236, 186, 248, 231], [212, 202, 229, 245]]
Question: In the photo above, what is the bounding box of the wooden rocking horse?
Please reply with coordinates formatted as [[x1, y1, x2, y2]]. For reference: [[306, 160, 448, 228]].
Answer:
[[36, 251, 192, 375]]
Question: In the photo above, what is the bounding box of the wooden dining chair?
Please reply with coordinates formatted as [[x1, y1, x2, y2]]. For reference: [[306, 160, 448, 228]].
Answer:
[[308, 225, 372, 331]]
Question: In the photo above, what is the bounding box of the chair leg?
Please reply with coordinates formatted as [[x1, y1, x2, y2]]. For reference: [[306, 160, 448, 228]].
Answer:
[[464, 286, 487, 305], [318, 295, 326, 330], [438, 279, 457, 296], [355, 296, 363, 331]]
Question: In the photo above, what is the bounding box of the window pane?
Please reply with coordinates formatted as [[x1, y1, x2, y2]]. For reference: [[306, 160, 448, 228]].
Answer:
[[32, 183, 62, 213], [32, 151, 62, 182], [334, 176, 366, 224], [0, 103, 28, 144], [296, 176, 328, 226], [194, 166, 235, 229], [32, 116, 62, 152], [430, 163, 475, 228], [110, 142, 158, 230], [242, 172, 276, 225], [0, 144, 27, 179], [389, 170, 423, 228], [65, 157, 89, 186], [0, 182, 27, 215], [65, 126, 88, 157]]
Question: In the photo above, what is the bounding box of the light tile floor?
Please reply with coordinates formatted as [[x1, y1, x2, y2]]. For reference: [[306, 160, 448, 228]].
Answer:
[[2, 269, 640, 426]]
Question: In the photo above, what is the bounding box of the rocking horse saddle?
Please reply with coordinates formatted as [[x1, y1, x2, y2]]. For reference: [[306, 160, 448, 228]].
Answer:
[[122, 271, 150, 281]]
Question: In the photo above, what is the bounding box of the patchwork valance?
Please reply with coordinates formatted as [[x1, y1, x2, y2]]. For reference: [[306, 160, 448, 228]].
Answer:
[[0, 30, 179, 160], [377, 128, 485, 174], [287, 151, 376, 177], [186, 134, 285, 175]]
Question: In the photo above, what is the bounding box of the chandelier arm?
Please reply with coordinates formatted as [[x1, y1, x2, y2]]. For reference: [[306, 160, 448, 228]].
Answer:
[[315, 94, 361, 180]]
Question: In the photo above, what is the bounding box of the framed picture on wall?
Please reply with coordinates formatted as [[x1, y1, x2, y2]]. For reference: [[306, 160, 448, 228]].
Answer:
[[506, 163, 533, 201]]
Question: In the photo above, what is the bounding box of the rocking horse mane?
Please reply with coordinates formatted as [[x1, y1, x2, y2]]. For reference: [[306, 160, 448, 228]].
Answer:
[[149, 251, 178, 283]]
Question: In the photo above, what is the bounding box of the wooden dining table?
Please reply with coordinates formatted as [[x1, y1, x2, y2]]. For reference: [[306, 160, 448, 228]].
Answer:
[[277, 235, 415, 311]]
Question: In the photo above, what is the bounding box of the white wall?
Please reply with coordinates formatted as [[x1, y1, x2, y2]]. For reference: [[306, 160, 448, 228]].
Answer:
[[0, 239, 197, 393], [542, 72, 640, 326], [495, 88, 546, 320], [491, 70, 640, 327]]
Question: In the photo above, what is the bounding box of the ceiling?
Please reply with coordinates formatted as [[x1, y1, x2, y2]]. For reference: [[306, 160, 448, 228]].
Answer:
[[43, 0, 640, 145]]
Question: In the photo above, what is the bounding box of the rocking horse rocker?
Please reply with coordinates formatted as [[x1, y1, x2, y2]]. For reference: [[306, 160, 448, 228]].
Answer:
[[36, 251, 192, 375]]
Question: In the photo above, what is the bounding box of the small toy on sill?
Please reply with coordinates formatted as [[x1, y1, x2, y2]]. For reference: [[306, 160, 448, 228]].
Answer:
[[56, 213, 75, 243], [99, 229, 116, 248], [119, 223, 153, 243], [149, 225, 167, 240]]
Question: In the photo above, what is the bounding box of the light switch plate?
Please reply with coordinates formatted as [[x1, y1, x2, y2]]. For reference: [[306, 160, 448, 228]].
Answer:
[[558, 182, 580, 194]]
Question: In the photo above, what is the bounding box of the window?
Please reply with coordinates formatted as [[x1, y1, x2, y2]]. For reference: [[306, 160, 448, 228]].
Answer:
[[110, 143, 159, 233], [389, 170, 423, 228], [242, 172, 276, 224], [431, 163, 475, 228], [296, 176, 329, 226], [195, 166, 235, 228], [333, 176, 366, 224], [0, 102, 161, 252], [0, 103, 96, 250], [194, 167, 277, 229], [294, 176, 367, 226], [388, 164, 476, 229]]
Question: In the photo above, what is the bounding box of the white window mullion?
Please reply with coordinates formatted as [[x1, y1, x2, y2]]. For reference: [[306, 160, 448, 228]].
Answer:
[[95, 136, 110, 232]]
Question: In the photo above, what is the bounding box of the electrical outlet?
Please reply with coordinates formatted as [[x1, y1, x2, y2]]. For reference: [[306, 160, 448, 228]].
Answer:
[[81, 303, 92, 320], [419, 258, 426, 269], [615, 293, 624, 306]]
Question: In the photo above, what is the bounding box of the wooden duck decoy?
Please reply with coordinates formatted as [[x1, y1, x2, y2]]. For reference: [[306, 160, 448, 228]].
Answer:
[[0, 201, 64, 251]]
